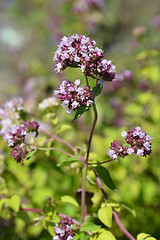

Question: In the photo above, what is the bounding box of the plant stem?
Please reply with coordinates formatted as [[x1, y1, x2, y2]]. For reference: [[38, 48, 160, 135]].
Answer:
[[93, 171, 136, 240], [81, 103, 98, 223], [92, 168, 108, 201], [86, 104, 98, 162], [112, 211, 136, 240], [87, 158, 116, 165], [40, 128, 75, 152], [20, 207, 92, 235], [20, 207, 42, 213], [81, 164, 88, 223], [37, 147, 82, 161], [84, 71, 89, 86]]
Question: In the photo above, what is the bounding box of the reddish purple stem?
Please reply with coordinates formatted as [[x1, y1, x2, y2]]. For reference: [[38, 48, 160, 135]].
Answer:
[[112, 211, 136, 240]]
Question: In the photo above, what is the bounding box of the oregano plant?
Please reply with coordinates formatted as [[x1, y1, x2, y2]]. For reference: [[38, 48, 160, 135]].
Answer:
[[0, 34, 156, 240]]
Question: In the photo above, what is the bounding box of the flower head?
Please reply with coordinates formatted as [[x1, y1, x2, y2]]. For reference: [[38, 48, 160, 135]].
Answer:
[[54, 79, 93, 114], [53, 217, 75, 240], [108, 126, 152, 160], [54, 34, 116, 81]]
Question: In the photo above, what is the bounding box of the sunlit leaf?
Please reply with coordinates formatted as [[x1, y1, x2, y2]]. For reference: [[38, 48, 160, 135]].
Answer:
[[97, 229, 116, 240], [81, 222, 101, 231], [61, 195, 79, 207], [98, 206, 112, 228], [137, 233, 157, 240]]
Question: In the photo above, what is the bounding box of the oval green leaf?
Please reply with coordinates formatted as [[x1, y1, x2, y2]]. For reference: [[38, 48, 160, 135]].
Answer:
[[61, 195, 79, 207], [137, 233, 157, 240], [81, 222, 101, 231], [98, 206, 112, 228], [97, 229, 116, 240], [95, 166, 117, 190]]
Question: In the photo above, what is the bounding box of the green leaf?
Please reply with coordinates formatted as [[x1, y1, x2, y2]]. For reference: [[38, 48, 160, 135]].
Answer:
[[98, 206, 112, 228], [57, 157, 80, 167], [91, 84, 102, 98], [79, 232, 90, 240], [94, 166, 117, 190], [81, 222, 101, 231], [73, 105, 92, 120], [9, 195, 21, 212], [26, 149, 37, 160], [61, 195, 79, 207], [47, 223, 55, 236], [97, 229, 116, 240], [106, 200, 120, 213], [137, 233, 157, 240], [0, 195, 21, 212]]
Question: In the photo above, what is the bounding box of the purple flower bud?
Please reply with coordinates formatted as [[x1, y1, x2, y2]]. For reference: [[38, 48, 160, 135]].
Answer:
[[10, 144, 29, 163]]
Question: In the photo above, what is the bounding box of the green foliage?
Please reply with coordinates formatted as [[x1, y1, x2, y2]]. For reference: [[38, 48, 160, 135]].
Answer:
[[98, 205, 112, 228], [73, 105, 92, 120], [0, 0, 160, 239], [137, 233, 157, 240], [94, 166, 117, 191]]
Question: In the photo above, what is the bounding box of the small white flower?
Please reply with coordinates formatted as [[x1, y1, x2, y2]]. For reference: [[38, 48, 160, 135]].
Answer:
[[77, 87, 84, 95], [53, 236, 60, 240], [80, 65, 85, 72], [59, 88, 66, 95], [143, 142, 150, 151], [74, 79, 81, 86], [146, 135, 153, 141], [72, 101, 79, 109], [121, 130, 127, 137], [67, 236, 73, 240], [87, 100, 93, 107], [56, 63, 62, 72], [74, 55, 80, 62], [138, 131, 145, 138], [135, 126, 141, 131], [108, 150, 118, 160], [137, 149, 144, 156], [127, 148, 134, 155]]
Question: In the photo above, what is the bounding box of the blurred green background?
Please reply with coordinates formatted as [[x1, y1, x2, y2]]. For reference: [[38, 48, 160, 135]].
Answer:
[[0, 0, 160, 239]]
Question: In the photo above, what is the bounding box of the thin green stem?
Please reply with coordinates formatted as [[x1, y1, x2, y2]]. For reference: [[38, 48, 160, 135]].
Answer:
[[87, 158, 116, 165]]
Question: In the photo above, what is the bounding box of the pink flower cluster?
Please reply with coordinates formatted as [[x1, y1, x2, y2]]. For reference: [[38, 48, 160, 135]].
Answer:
[[5, 121, 39, 163], [54, 79, 93, 114], [108, 126, 152, 161], [54, 34, 116, 81], [10, 144, 29, 164], [53, 217, 75, 240]]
